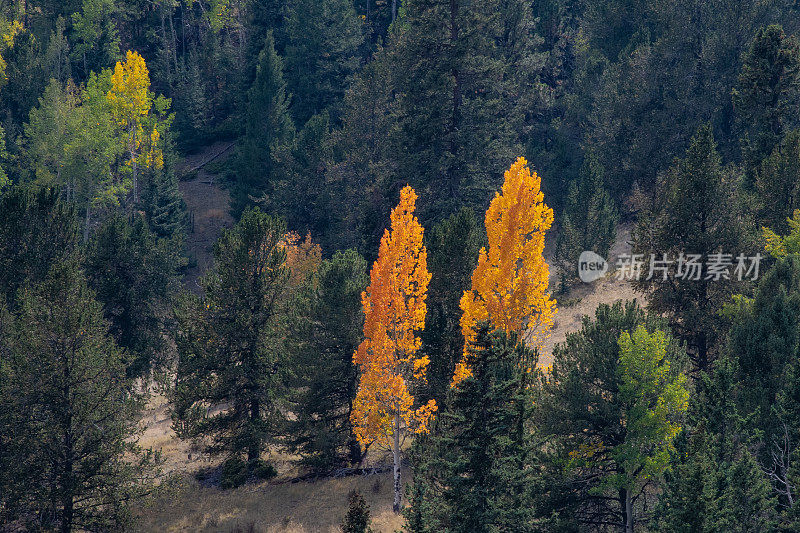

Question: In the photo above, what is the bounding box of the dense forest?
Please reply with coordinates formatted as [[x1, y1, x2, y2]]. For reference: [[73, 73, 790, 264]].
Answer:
[[2, 0, 800, 531]]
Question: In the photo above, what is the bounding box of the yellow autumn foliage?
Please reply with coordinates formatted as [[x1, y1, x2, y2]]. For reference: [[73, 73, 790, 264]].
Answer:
[[453, 157, 556, 385], [351, 186, 437, 449], [107, 50, 151, 128]]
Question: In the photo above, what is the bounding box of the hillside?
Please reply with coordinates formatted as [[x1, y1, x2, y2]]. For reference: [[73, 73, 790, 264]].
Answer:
[[540, 223, 640, 367], [132, 156, 640, 531], [5, 3, 796, 529], [177, 142, 236, 291]]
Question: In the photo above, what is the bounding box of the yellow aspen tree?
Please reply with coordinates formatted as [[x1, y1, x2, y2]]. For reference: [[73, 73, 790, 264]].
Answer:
[[453, 156, 557, 385], [351, 185, 437, 514], [106, 50, 154, 204], [0, 17, 22, 191]]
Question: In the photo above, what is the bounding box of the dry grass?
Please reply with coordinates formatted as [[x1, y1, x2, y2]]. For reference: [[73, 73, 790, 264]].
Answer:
[[137, 393, 212, 475], [539, 222, 641, 368], [135, 392, 404, 532], [134, 470, 406, 533]]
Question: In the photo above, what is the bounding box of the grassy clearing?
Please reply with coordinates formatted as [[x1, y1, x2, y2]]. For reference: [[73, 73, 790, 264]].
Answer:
[[134, 469, 406, 533]]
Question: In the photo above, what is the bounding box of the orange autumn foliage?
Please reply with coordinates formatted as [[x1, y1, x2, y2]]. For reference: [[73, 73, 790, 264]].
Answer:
[[283, 231, 322, 289], [351, 186, 437, 449], [453, 157, 557, 385]]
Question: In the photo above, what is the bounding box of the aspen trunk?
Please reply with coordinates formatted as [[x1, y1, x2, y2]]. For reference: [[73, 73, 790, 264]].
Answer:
[[625, 488, 634, 533], [392, 412, 401, 513], [84, 196, 91, 243]]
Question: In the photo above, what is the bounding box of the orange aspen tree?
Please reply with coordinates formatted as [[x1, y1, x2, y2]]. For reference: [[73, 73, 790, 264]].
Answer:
[[453, 156, 557, 385], [351, 185, 437, 514], [283, 231, 322, 289]]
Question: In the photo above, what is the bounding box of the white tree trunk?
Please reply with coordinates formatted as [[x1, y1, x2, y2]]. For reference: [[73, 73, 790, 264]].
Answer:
[[392, 412, 401, 514], [625, 488, 634, 533]]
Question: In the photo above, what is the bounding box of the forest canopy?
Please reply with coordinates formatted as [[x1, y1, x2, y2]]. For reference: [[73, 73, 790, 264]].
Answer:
[[1, 0, 800, 531]]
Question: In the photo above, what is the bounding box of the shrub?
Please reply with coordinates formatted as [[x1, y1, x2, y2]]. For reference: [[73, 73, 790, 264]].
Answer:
[[341, 489, 373, 533], [220, 457, 249, 489], [250, 459, 277, 481]]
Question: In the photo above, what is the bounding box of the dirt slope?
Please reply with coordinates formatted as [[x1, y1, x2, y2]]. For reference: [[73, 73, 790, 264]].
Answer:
[[539, 222, 641, 367], [178, 142, 236, 292]]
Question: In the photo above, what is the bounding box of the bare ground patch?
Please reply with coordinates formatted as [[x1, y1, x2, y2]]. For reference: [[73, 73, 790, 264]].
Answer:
[[178, 142, 236, 292], [539, 222, 642, 368]]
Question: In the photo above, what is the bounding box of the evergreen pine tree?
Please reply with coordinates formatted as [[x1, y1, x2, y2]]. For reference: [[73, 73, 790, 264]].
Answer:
[[728, 257, 800, 433], [655, 430, 709, 533], [421, 207, 482, 402], [632, 124, 753, 371], [279, 111, 333, 241], [327, 45, 400, 254], [244, 0, 287, 77], [707, 442, 778, 531], [173, 208, 291, 473], [290, 249, 368, 470], [85, 214, 183, 377], [733, 25, 800, 181], [0, 125, 9, 193], [172, 51, 209, 151], [555, 152, 619, 288], [655, 359, 779, 532], [0, 260, 153, 531], [392, 0, 525, 220], [725, 257, 800, 513], [341, 489, 373, 533], [0, 187, 78, 307], [143, 163, 188, 240], [657, 432, 778, 532], [755, 129, 800, 231], [235, 32, 295, 217], [284, 0, 363, 125], [406, 324, 537, 532]]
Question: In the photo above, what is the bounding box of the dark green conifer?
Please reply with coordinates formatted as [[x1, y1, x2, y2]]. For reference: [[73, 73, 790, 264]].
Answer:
[[341, 489, 373, 533], [555, 152, 618, 289], [0, 187, 78, 307], [284, 0, 363, 125], [755, 129, 800, 231], [235, 33, 295, 217], [406, 324, 537, 532], [421, 207, 482, 402], [85, 214, 183, 377], [633, 124, 752, 371], [0, 260, 153, 530], [290, 249, 368, 470], [733, 25, 800, 180], [172, 208, 291, 469]]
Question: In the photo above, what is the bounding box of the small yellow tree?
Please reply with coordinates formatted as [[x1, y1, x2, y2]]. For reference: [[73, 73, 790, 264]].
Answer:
[[351, 185, 437, 513], [454, 157, 556, 384], [106, 50, 161, 204]]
